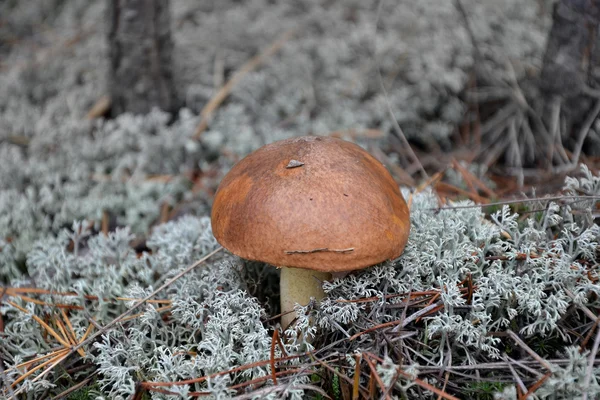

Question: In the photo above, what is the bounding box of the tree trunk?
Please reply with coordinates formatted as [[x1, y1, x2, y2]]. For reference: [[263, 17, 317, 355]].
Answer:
[[540, 0, 600, 154], [107, 0, 179, 116]]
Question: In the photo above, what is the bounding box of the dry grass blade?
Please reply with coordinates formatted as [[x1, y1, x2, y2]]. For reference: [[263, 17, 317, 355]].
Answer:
[[121, 304, 172, 323], [101, 210, 109, 236], [308, 353, 367, 399], [276, 329, 288, 358], [79, 323, 93, 342], [452, 159, 482, 199], [54, 317, 72, 345], [10, 348, 70, 387], [407, 170, 446, 208], [270, 329, 279, 385], [29, 351, 70, 385], [6, 287, 63, 295], [10, 294, 47, 307], [160, 202, 170, 224], [581, 317, 600, 350], [453, 0, 491, 81], [7, 320, 94, 397], [147, 370, 315, 400], [60, 308, 86, 357], [435, 181, 487, 204], [6, 301, 72, 348], [59, 311, 78, 346], [451, 159, 496, 198], [86, 95, 111, 119], [362, 354, 391, 400], [367, 368, 376, 398], [10, 350, 68, 372], [352, 353, 361, 400], [519, 372, 551, 400], [11, 293, 82, 310], [416, 170, 446, 193], [142, 369, 314, 397], [436, 372, 450, 400], [193, 27, 298, 139]]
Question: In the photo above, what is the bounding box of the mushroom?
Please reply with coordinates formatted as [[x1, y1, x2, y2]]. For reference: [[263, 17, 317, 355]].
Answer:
[[211, 136, 410, 328]]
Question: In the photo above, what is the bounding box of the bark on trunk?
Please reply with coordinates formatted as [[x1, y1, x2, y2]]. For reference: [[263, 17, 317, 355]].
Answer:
[[540, 0, 600, 150], [107, 0, 179, 116]]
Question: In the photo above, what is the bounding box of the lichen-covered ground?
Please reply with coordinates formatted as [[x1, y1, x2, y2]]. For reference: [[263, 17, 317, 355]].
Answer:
[[2, 1, 600, 399]]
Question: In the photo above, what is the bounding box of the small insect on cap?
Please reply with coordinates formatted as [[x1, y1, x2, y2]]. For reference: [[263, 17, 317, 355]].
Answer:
[[211, 136, 410, 272]]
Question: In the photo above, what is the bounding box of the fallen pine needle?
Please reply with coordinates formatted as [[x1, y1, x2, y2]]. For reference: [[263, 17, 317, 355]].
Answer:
[[6, 301, 72, 348], [11, 348, 70, 387]]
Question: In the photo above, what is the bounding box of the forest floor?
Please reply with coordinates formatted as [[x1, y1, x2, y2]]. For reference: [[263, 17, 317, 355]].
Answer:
[[1, 1, 600, 399]]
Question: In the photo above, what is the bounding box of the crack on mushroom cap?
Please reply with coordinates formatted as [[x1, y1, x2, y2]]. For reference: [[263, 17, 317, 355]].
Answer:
[[284, 247, 355, 255]]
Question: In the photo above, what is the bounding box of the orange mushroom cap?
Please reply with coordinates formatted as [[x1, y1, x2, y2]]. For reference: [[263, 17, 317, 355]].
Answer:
[[211, 136, 410, 272]]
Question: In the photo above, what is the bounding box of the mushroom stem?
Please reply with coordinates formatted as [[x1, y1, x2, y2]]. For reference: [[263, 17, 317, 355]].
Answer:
[[280, 266, 331, 329]]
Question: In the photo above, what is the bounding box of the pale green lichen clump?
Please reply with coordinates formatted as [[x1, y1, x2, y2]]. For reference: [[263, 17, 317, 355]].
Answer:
[[1, 167, 599, 398]]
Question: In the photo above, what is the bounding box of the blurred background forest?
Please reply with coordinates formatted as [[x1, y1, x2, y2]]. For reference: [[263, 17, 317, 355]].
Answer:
[[2, 0, 600, 399], [1, 0, 598, 237]]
